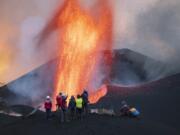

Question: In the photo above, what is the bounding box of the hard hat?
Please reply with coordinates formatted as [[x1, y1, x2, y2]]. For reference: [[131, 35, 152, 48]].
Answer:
[[46, 96, 50, 99]]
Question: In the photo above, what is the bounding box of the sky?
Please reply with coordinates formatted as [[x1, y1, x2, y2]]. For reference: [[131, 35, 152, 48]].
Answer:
[[0, 0, 180, 84]]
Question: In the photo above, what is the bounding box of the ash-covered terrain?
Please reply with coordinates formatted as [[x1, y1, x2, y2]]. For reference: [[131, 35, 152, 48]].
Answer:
[[0, 73, 180, 135]]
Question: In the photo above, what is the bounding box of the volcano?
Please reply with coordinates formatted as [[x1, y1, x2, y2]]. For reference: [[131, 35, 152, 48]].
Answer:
[[0, 68, 180, 135], [0, 49, 180, 135], [0, 49, 169, 106]]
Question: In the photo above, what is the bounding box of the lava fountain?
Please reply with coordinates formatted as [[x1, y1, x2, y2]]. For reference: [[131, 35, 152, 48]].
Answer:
[[53, 0, 113, 105]]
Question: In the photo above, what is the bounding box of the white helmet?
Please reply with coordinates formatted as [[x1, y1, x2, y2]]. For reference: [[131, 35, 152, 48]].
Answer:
[[46, 96, 50, 99]]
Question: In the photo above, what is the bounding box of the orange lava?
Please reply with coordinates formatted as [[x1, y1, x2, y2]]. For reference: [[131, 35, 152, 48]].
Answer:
[[53, 0, 112, 106], [89, 85, 108, 104]]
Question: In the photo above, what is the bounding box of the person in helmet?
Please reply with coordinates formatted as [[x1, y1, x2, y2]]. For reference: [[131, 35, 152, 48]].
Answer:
[[76, 95, 83, 119], [44, 96, 52, 120], [60, 94, 68, 122], [68, 95, 76, 120], [120, 101, 130, 116], [120, 101, 140, 118]]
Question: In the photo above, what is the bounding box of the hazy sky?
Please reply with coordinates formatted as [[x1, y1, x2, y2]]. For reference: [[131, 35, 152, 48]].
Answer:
[[0, 0, 180, 84]]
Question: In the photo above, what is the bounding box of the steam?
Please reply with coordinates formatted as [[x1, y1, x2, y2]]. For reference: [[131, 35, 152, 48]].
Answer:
[[6, 16, 58, 105], [7, 60, 57, 106], [136, 0, 180, 75], [0, 1, 60, 105], [0, 0, 60, 84], [114, 0, 180, 78]]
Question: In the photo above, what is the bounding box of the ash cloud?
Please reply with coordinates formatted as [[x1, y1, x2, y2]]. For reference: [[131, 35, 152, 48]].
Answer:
[[135, 2, 177, 62], [0, 0, 60, 105], [136, 0, 180, 69], [114, 0, 180, 81], [7, 60, 57, 106], [0, 0, 60, 84]]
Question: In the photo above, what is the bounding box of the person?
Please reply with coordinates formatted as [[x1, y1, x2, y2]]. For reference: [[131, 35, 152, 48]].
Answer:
[[60, 94, 68, 122], [44, 96, 52, 120], [120, 101, 140, 118], [81, 90, 89, 115], [76, 95, 83, 119], [68, 96, 76, 120], [120, 101, 130, 116], [56, 92, 62, 110]]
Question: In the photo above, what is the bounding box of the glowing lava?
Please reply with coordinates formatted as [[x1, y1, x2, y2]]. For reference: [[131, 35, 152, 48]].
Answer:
[[54, 0, 113, 104]]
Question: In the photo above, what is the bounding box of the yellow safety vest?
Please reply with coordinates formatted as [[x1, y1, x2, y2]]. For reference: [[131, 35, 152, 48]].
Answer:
[[76, 98, 83, 109]]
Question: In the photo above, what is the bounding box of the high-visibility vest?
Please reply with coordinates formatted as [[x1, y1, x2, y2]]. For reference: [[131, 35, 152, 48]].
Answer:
[[76, 98, 83, 109]]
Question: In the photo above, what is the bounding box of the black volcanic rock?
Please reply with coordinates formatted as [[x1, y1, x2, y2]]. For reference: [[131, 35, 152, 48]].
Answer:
[[0, 110, 179, 135], [0, 73, 180, 135], [109, 48, 169, 85], [93, 73, 180, 130]]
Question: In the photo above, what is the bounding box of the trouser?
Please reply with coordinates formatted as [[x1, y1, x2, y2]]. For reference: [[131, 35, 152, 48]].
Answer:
[[76, 108, 82, 119], [46, 109, 51, 120], [69, 108, 76, 120], [83, 103, 89, 116], [60, 108, 68, 122]]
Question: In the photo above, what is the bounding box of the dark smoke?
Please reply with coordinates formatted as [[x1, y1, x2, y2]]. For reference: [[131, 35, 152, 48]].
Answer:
[[136, 0, 180, 77], [115, 0, 180, 83]]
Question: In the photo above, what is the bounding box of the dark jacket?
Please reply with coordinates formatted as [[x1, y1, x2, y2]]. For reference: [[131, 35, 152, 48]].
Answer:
[[68, 97, 76, 110]]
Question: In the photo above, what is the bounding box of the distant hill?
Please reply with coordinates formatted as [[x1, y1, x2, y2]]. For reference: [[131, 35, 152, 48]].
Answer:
[[109, 48, 169, 85]]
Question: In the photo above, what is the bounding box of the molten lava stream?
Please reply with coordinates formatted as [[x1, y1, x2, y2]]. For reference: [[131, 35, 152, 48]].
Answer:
[[53, 0, 113, 109]]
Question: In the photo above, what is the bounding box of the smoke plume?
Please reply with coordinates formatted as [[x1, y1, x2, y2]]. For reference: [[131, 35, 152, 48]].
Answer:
[[114, 0, 180, 78]]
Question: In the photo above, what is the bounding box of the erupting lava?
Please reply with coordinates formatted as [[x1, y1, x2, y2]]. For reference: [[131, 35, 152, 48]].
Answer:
[[54, 0, 113, 105]]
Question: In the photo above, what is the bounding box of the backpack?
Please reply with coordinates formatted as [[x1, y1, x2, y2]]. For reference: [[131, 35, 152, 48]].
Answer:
[[130, 108, 140, 117]]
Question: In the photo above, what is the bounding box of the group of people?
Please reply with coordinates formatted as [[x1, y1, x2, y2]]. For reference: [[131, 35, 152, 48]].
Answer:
[[119, 101, 140, 118], [44, 90, 89, 122]]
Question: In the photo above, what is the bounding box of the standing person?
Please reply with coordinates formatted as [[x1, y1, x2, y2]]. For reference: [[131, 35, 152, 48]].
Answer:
[[61, 94, 68, 122], [56, 92, 63, 123], [81, 90, 89, 115], [68, 96, 76, 120], [56, 92, 62, 110], [44, 96, 52, 120], [76, 95, 83, 120]]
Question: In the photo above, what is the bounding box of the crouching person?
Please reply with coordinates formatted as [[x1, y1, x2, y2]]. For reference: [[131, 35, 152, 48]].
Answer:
[[44, 96, 52, 120], [120, 101, 140, 118], [120, 101, 130, 116]]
